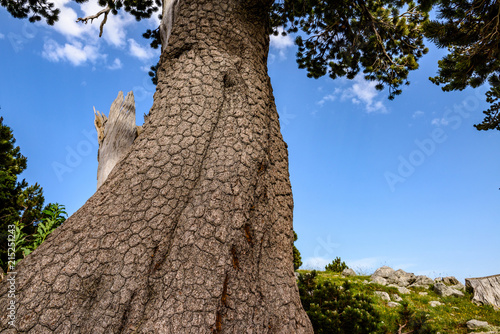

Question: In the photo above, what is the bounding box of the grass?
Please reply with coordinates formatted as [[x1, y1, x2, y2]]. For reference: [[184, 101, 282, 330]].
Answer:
[[297, 269, 500, 333]]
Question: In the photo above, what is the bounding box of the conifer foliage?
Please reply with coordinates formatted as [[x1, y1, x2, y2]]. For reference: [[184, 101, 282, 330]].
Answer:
[[271, 0, 431, 99], [4, 0, 500, 129], [0, 117, 59, 272], [424, 0, 500, 130], [297, 270, 381, 334]]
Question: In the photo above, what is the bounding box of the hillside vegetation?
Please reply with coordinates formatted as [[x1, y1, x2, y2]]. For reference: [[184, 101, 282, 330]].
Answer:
[[297, 269, 500, 334]]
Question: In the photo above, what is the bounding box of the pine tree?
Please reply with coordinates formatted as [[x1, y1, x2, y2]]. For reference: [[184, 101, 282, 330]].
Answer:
[[424, 0, 500, 130], [0, 117, 47, 272], [0, 0, 484, 332]]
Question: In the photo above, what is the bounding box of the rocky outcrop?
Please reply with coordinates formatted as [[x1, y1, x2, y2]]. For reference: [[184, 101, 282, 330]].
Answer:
[[369, 266, 471, 296], [466, 274, 500, 309], [370, 266, 432, 288], [409, 275, 434, 288], [433, 282, 464, 297], [341, 268, 356, 277]]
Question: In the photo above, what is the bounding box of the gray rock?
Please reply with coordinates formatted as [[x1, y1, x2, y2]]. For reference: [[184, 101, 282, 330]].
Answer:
[[434, 282, 465, 297], [451, 282, 466, 291], [429, 301, 443, 307], [372, 266, 395, 279], [387, 302, 401, 308], [392, 269, 416, 287], [397, 287, 411, 294], [419, 292, 428, 296], [342, 268, 356, 277], [443, 276, 460, 285], [466, 274, 500, 309], [467, 319, 490, 330], [372, 267, 419, 287], [372, 276, 388, 286], [409, 275, 434, 288], [374, 291, 391, 301], [392, 294, 403, 302]]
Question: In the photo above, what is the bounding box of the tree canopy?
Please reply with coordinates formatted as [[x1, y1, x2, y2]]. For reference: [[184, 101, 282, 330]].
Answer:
[[0, 117, 47, 271], [2, 0, 499, 130]]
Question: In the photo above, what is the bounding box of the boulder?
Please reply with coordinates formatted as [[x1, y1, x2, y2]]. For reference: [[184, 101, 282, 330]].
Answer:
[[392, 269, 416, 287], [374, 291, 391, 301], [466, 319, 490, 330], [371, 266, 419, 287], [342, 268, 356, 277], [392, 294, 403, 302], [443, 276, 460, 285], [466, 274, 500, 309], [371, 266, 395, 279], [372, 276, 388, 286], [409, 275, 434, 288], [433, 282, 464, 297], [397, 287, 411, 294], [429, 301, 443, 307], [451, 283, 466, 291], [387, 302, 401, 308]]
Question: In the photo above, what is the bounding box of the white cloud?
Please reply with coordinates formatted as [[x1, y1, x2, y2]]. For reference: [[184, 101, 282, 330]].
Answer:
[[318, 88, 342, 106], [270, 28, 294, 60], [0, 33, 5, 39], [50, 0, 88, 39], [431, 117, 449, 126], [318, 76, 387, 113], [412, 110, 424, 118], [301, 257, 332, 270], [128, 38, 155, 60], [107, 58, 122, 70], [342, 76, 387, 113], [42, 39, 105, 66], [80, 2, 135, 48]]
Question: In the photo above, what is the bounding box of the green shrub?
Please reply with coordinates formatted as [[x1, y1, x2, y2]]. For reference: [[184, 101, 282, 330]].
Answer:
[[385, 302, 437, 334], [293, 231, 303, 270], [11, 203, 66, 267], [325, 257, 348, 273], [298, 270, 383, 334]]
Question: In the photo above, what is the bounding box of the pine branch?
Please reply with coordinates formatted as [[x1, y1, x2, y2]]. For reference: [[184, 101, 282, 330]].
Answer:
[[76, 6, 111, 38]]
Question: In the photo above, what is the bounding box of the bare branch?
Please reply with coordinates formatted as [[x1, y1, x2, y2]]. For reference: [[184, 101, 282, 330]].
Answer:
[[76, 6, 111, 37]]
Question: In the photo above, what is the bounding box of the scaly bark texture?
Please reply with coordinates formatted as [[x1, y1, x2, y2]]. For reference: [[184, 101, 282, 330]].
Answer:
[[0, 0, 313, 332]]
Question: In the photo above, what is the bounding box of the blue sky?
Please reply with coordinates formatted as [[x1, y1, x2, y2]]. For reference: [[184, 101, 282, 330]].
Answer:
[[1, 5, 499, 283]]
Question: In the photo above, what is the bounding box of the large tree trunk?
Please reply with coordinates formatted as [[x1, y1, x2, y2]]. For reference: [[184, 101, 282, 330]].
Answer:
[[0, 0, 313, 333]]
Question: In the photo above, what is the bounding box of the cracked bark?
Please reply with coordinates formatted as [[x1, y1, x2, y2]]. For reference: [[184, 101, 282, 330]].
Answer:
[[0, 0, 313, 333]]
